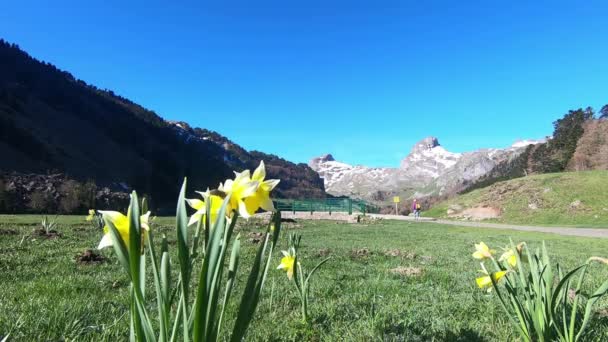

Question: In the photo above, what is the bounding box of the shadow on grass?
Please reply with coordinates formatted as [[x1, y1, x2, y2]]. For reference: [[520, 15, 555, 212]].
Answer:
[[382, 322, 489, 342], [442, 329, 488, 342]]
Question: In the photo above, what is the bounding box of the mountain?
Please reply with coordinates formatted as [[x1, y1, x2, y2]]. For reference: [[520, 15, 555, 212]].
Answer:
[[311, 106, 608, 207], [0, 39, 324, 213], [309, 137, 545, 203]]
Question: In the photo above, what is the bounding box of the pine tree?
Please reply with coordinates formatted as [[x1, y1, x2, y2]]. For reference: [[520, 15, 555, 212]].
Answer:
[[600, 104, 608, 119]]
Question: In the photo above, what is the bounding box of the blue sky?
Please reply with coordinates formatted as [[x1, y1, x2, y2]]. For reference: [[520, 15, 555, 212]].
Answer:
[[2, 1, 607, 166]]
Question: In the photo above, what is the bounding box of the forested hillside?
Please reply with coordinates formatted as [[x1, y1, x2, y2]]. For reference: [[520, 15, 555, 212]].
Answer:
[[0, 39, 325, 213]]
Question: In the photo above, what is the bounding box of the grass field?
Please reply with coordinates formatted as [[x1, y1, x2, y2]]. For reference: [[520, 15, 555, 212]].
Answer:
[[426, 171, 608, 228], [1, 215, 608, 341]]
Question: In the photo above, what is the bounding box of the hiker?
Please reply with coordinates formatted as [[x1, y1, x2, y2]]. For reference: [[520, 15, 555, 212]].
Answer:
[[412, 199, 421, 220]]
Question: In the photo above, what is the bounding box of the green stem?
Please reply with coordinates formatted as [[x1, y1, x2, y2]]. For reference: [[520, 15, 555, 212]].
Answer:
[[298, 263, 308, 323], [301, 289, 308, 323], [568, 264, 588, 342]]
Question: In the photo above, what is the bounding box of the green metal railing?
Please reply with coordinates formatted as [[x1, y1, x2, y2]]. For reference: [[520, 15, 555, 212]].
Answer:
[[273, 198, 379, 215]]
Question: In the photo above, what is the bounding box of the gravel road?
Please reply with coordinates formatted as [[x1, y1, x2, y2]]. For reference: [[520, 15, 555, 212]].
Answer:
[[367, 214, 608, 239]]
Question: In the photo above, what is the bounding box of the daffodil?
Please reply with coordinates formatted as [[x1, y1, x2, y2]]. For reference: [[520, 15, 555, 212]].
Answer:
[[86, 209, 96, 221], [219, 170, 259, 218], [186, 190, 227, 226], [472, 242, 496, 260], [476, 270, 508, 290], [97, 209, 151, 250], [277, 248, 296, 280], [244, 161, 280, 216], [499, 242, 527, 267], [499, 249, 518, 268]]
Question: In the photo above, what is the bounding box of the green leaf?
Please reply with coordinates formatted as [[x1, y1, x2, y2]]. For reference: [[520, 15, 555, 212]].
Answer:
[[577, 265, 608, 340], [551, 265, 585, 314], [105, 218, 131, 278], [192, 194, 232, 342], [147, 230, 169, 342], [304, 256, 331, 290], [175, 179, 191, 341], [128, 191, 142, 287], [216, 234, 241, 338], [231, 212, 281, 341]]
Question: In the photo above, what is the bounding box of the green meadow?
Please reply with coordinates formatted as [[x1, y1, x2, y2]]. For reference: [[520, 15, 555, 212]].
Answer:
[[1, 216, 608, 341]]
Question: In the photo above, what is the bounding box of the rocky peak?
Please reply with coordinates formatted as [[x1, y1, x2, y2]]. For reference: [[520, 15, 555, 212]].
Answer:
[[309, 154, 337, 170], [400, 137, 461, 173], [411, 136, 440, 153], [318, 154, 335, 162]]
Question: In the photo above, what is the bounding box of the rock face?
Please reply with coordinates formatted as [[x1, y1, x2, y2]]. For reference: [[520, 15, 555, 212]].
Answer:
[[1, 172, 130, 213], [309, 137, 545, 202], [399, 136, 461, 182]]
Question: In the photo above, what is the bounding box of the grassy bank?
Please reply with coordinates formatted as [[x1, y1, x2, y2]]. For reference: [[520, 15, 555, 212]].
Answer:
[[1, 216, 608, 340], [426, 171, 608, 227]]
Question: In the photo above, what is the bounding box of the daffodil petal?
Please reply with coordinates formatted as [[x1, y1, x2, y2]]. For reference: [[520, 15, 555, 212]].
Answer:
[[188, 211, 204, 226], [259, 195, 275, 212], [238, 200, 251, 218], [98, 210, 127, 224], [222, 179, 234, 193], [186, 198, 205, 210], [141, 211, 151, 230], [252, 161, 266, 182], [235, 170, 251, 182], [472, 251, 485, 259], [240, 181, 259, 199], [476, 276, 491, 288], [196, 189, 212, 198], [98, 233, 113, 250], [261, 179, 280, 191]]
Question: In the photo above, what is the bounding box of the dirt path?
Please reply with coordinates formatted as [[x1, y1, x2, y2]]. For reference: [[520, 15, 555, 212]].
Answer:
[[367, 214, 608, 239]]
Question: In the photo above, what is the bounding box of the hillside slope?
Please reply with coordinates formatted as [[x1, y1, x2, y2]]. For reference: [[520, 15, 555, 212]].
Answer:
[[426, 171, 608, 227], [0, 39, 324, 211], [568, 119, 608, 171]]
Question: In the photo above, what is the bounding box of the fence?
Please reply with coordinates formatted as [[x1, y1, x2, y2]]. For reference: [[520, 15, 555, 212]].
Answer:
[[273, 198, 379, 215]]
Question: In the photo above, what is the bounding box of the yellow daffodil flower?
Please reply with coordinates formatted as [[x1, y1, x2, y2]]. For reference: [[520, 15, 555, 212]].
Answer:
[[86, 209, 95, 221], [476, 270, 508, 290], [186, 190, 227, 226], [244, 161, 280, 216], [277, 249, 296, 280], [219, 170, 259, 218], [472, 242, 496, 260], [499, 249, 518, 268], [97, 209, 151, 250]]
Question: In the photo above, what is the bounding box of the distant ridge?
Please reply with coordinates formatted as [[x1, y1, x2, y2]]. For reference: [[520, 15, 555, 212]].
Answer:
[[309, 136, 543, 203]]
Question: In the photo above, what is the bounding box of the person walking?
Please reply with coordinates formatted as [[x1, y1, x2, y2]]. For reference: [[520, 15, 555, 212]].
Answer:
[[412, 199, 421, 220]]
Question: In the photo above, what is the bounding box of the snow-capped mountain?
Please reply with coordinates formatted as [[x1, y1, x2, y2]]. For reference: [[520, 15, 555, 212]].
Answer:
[[309, 136, 545, 202]]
